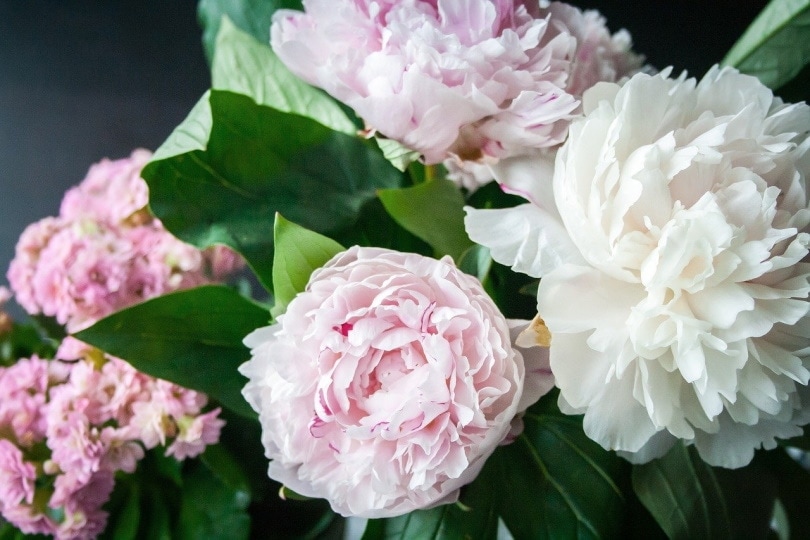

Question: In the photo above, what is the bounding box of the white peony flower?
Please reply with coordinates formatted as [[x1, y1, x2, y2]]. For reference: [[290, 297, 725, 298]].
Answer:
[[465, 66, 810, 468]]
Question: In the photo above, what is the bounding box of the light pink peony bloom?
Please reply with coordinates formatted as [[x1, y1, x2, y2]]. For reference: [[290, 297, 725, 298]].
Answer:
[[272, 0, 642, 188], [241, 246, 552, 518]]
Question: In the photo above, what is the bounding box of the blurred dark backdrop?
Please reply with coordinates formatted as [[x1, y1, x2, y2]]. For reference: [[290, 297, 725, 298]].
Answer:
[[0, 0, 769, 315]]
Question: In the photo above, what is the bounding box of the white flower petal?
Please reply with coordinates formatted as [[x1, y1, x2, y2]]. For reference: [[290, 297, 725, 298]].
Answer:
[[464, 204, 583, 277]]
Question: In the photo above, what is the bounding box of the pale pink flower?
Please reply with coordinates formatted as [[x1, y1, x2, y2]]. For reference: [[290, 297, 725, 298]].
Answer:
[[99, 429, 144, 474], [0, 440, 36, 506], [165, 409, 225, 460], [272, 0, 641, 188], [60, 149, 152, 224], [466, 66, 810, 468], [1, 504, 55, 537], [129, 400, 171, 449], [0, 357, 68, 447], [7, 217, 63, 315], [206, 244, 249, 280], [53, 470, 114, 540], [241, 246, 552, 518], [549, 2, 642, 98], [46, 408, 107, 484]]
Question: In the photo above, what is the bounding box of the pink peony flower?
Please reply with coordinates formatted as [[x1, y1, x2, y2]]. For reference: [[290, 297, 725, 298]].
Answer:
[[240, 246, 552, 518], [272, 0, 642, 187]]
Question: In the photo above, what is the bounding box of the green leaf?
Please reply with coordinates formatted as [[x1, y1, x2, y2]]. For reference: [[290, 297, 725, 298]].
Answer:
[[151, 451, 184, 487], [197, 0, 302, 63], [143, 90, 403, 291], [272, 214, 344, 317], [278, 486, 314, 502], [632, 444, 732, 540], [0, 321, 56, 366], [201, 444, 253, 499], [151, 91, 213, 162], [457, 244, 492, 283], [496, 393, 628, 539], [756, 448, 810, 540], [176, 463, 251, 540], [378, 178, 473, 261], [108, 484, 141, 540], [336, 197, 432, 256], [362, 503, 496, 540], [143, 487, 173, 540], [375, 138, 421, 172], [74, 285, 269, 418], [211, 17, 356, 135], [722, 0, 810, 89]]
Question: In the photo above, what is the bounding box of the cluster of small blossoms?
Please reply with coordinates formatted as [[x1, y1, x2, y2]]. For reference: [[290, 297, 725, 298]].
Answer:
[[7, 149, 243, 333], [0, 353, 223, 539], [1, 150, 239, 538]]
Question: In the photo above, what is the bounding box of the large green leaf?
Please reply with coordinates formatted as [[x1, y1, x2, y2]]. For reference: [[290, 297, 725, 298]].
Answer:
[[378, 178, 473, 261], [723, 0, 810, 89], [375, 138, 421, 173], [496, 393, 627, 539], [142, 90, 403, 290], [150, 91, 213, 163], [211, 17, 356, 135], [457, 244, 492, 283], [755, 448, 810, 539], [74, 285, 269, 418], [362, 504, 496, 540], [272, 215, 344, 317], [363, 455, 500, 539], [176, 462, 251, 540], [103, 451, 184, 540], [201, 444, 253, 500], [632, 444, 732, 540], [197, 0, 302, 63]]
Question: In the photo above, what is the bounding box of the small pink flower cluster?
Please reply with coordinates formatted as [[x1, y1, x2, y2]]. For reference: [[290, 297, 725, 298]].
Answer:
[[7, 149, 244, 333], [2, 150, 237, 537], [0, 354, 223, 539]]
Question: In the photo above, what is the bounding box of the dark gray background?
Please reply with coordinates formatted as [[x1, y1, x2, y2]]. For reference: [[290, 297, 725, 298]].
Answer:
[[0, 0, 767, 315]]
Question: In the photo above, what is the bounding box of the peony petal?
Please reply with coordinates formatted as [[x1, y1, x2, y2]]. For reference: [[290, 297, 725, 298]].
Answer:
[[465, 204, 584, 277]]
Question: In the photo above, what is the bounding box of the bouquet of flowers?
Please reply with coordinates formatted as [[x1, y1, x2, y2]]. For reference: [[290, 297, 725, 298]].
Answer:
[[2, 0, 809, 538]]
